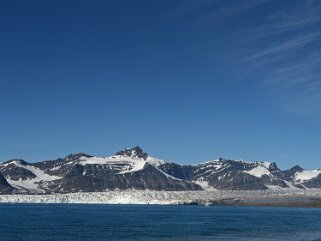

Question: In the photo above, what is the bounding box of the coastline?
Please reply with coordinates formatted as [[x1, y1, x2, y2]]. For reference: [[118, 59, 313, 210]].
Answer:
[[1, 190, 321, 208]]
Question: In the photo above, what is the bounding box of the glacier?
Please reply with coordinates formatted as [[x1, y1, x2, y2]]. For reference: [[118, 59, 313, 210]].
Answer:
[[1, 190, 321, 207]]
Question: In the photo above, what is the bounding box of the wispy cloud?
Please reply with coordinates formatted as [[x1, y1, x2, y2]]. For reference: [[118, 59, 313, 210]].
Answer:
[[174, 0, 321, 116], [190, 0, 270, 26], [173, 0, 270, 29], [242, 33, 321, 63]]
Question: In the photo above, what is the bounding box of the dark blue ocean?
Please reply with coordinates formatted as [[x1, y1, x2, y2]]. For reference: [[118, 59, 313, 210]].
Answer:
[[0, 204, 321, 241]]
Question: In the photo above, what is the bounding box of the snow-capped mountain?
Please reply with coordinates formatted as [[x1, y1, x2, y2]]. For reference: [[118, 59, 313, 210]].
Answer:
[[0, 147, 320, 194], [159, 159, 304, 190]]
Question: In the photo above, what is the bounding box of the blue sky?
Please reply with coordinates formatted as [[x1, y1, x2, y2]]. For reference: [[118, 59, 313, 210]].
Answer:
[[0, 0, 320, 169]]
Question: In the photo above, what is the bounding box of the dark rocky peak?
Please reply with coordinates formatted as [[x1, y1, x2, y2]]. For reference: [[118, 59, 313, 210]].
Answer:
[[212, 158, 236, 165], [217, 158, 245, 164], [1, 159, 29, 166], [115, 146, 148, 160], [64, 153, 92, 161], [269, 162, 280, 172], [221, 159, 246, 167], [201, 158, 245, 170], [289, 165, 304, 173]]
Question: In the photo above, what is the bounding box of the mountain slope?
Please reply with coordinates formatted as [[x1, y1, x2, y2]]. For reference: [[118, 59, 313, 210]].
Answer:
[[0, 147, 320, 194], [0, 173, 15, 194], [158, 158, 318, 190]]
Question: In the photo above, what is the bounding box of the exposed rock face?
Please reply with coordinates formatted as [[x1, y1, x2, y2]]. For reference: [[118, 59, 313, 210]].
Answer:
[[158, 159, 315, 190], [33, 153, 92, 176], [0, 173, 14, 194], [0, 147, 320, 194], [45, 163, 200, 193], [303, 174, 321, 188], [159, 159, 269, 190], [0, 159, 37, 181]]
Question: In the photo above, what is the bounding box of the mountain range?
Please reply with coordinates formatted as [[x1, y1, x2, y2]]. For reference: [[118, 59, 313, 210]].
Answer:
[[1, 146, 320, 194]]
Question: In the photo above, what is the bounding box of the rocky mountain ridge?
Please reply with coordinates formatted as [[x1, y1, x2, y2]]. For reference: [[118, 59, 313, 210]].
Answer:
[[1, 146, 320, 194]]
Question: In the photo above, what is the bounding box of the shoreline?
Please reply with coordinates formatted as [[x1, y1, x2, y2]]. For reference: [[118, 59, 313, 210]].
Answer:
[[1, 190, 321, 208]]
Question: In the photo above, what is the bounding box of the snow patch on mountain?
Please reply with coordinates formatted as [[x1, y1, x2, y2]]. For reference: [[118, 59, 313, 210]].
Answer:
[[294, 169, 321, 183], [79, 155, 166, 174], [244, 163, 272, 178], [146, 156, 166, 167], [79, 156, 146, 173], [194, 179, 216, 190], [261, 162, 271, 169], [5, 161, 61, 193], [198, 159, 223, 170]]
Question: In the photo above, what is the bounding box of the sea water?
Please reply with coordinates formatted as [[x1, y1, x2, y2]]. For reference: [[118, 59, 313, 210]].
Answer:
[[0, 204, 321, 241]]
